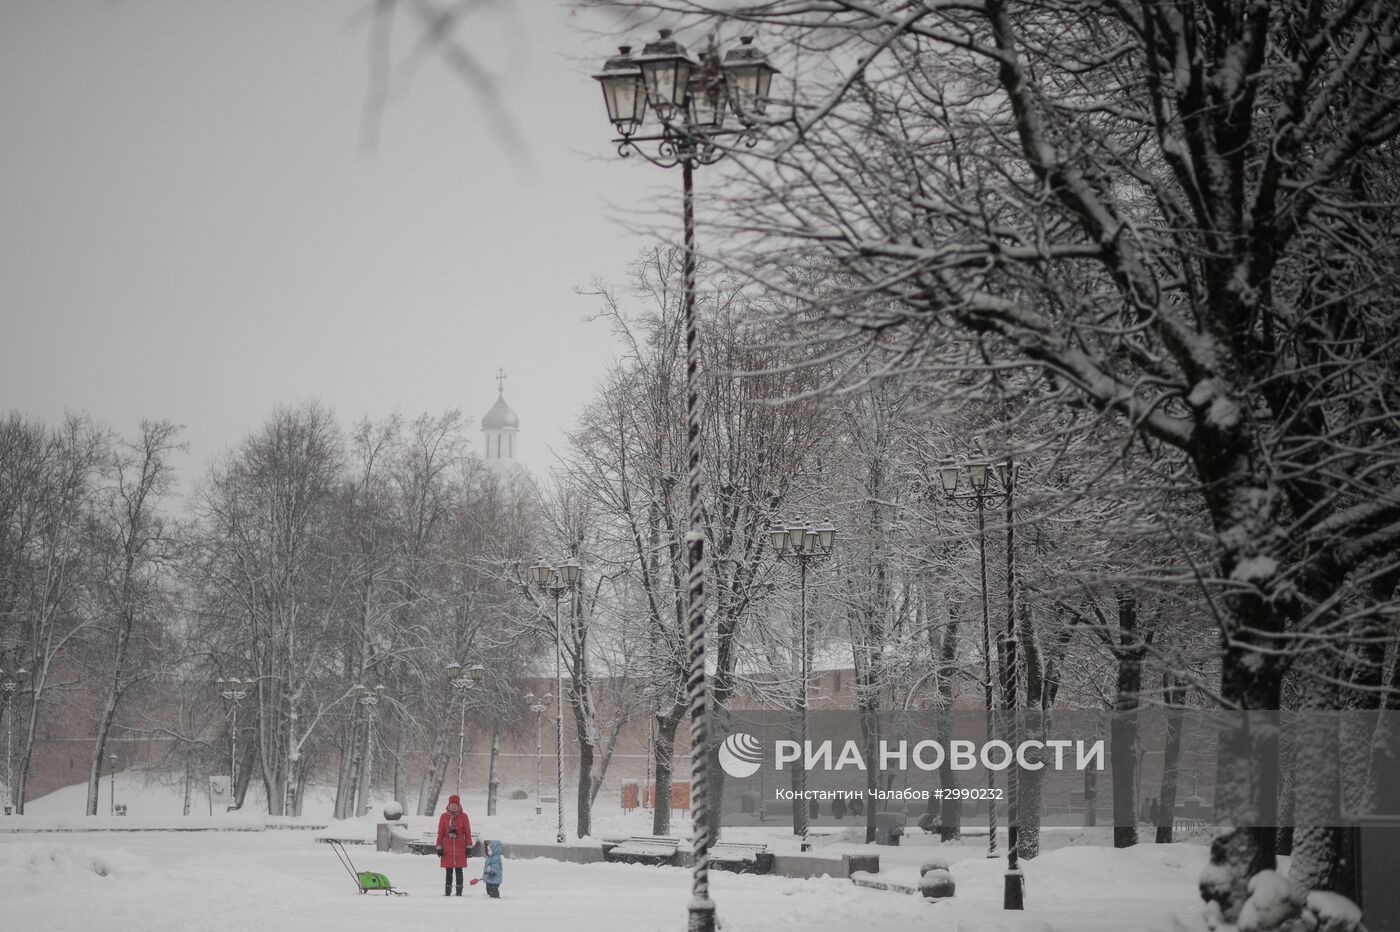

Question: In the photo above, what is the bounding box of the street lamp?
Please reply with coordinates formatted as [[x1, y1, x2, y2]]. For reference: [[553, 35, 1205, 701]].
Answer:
[[530, 559, 582, 844], [108, 753, 118, 817], [2, 666, 27, 814], [594, 31, 779, 932], [353, 684, 387, 817], [938, 456, 1023, 909], [524, 692, 550, 816], [215, 676, 250, 811], [769, 518, 837, 852], [446, 663, 483, 798]]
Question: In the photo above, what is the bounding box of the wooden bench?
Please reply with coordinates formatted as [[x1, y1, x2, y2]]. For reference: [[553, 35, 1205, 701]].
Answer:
[[707, 842, 772, 874], [601, 835, 681, 866]]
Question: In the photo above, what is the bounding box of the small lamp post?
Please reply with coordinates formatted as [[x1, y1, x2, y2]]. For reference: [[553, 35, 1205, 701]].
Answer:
[[108, 753, 118, 816], [2, 666, 27, 814], [524, 692, 550, 816], [446, 663, 483, 797], [530, 559, 582, 844], [768, 518, 837, 852], [353, 684, 387, 816], [215, 676, 250, 808], [938, 456, 1022, 908]]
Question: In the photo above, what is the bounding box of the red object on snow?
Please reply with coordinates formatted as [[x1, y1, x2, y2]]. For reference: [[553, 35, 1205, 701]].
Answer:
[[437, 795, 473, 869]]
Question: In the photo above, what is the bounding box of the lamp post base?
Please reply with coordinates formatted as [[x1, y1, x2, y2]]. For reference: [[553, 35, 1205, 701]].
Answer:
[[687, 900, 716, 932], [1003, 869, 1025, 909]]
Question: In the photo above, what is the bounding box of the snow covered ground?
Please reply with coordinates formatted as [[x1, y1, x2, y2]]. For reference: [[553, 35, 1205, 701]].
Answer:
[[0, 773, 1215, 931]]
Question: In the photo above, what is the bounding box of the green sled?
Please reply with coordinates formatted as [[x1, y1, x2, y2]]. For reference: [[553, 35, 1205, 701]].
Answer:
[[358, 871, 394, 892]]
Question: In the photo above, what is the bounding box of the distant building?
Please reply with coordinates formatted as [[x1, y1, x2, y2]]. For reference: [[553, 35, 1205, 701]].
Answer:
[[481, 368, 520, 463]]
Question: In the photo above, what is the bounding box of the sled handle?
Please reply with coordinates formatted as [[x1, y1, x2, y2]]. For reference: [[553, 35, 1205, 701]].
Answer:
[[328, 840, 362, 888]]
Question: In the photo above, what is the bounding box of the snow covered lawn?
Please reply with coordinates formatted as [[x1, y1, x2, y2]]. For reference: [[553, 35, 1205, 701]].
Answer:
[[0, 828, 1210, 932], [2, 778, 1212, 930]]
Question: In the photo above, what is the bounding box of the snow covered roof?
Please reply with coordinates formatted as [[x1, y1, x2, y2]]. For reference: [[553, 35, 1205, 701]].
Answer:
[[482, 392, 519, 431]]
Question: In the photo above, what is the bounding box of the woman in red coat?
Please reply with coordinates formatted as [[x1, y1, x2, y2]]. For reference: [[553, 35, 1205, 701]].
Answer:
[[436, 794, 473, 896]]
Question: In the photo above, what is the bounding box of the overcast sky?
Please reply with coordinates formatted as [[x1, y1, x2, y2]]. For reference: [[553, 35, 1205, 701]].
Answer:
[[0, 0, 678, 483]]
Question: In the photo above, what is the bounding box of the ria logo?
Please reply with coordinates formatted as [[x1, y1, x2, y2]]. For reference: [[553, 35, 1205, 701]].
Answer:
[[718, 733, 764, 779]]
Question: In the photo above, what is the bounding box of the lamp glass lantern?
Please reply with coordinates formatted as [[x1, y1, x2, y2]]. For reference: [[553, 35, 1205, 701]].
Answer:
[[939, 464, 960, 495], [634, 29, 695, 118], [997, 461, 1016, 490], [721, 36, 779, 118], [802, 528, 820, 552], [968, 462, 991, 492], [816, 521, 837, 551], [768, 524, 790, 552], [787, 522, 808, 551], [593, 46, 647, 135], [532, 562, 553, 586], [685, 59, 727, 130], [560, 561, 582, 586]]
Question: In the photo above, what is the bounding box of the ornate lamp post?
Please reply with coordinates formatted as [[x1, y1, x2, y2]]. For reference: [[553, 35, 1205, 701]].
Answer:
[[2, 665, 27, 814], [939, 456, 1022, 908], [768, 518, 837, 852], [594, 31, 777, 932], [531, 559, 581, 844], [214, 677, 249, 808], [524, 692, 550, 816], [353, 684, 386, 816], [446, 662, 483, 797]]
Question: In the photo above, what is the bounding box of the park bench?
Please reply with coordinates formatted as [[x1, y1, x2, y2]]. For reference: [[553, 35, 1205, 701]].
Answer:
[[707, 842, 772, 875], [601, 835, 681, 866]]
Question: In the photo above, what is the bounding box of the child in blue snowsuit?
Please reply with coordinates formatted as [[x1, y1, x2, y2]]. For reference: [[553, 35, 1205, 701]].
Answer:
[[481, 839, 503, 898]]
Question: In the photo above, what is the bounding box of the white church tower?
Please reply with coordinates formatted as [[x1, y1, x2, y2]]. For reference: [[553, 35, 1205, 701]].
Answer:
[[482, 368, 519, 462]]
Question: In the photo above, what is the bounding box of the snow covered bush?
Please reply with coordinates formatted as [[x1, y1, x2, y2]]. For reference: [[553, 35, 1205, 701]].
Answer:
[[381, 801, 404, 821], [918, 869, 955, 899], [919, 857, 950, 876], [1197, 869, 1365, 932]]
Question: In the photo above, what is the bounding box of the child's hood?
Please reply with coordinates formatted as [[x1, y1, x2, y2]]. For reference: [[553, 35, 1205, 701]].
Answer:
[[489, 840, 503, 856]]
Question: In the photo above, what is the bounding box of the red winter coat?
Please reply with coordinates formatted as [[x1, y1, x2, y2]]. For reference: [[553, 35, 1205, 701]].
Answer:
[[437, 807, 472, 869]]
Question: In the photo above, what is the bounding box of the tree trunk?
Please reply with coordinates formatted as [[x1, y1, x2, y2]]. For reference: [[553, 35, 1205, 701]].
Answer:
[[1156, 672, 1186, 844], [487, 721, 501, 816], [233, 740, 256, 809], [575, 737, 594, 838], [652, 708, 681, 836], [860, 705, 880, 844], [182, 748, 193, 817], [1110, 594, 1145, 848], [935, 601, 962, 841], [332, 720, 355, 821]]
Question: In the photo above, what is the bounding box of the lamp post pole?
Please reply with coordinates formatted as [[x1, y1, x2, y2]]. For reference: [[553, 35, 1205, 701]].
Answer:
[[530, 560, 581, 844], [593, 32, 778, 932], [108, 753, 118, 816], [767, 519, 837, 853], [938, 459, 1023, 908], [2, 667, 26, 814]]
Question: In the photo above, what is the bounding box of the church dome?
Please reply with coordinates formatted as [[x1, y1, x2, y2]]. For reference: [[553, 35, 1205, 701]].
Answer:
[[482, 393, 519, 431]]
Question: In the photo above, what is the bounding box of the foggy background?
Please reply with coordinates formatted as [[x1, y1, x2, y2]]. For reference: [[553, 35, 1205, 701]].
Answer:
[[0, 0, 670, 483]]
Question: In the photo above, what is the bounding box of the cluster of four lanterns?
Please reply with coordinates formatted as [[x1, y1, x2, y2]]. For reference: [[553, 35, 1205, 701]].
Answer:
[[593, 30, 780, 136]]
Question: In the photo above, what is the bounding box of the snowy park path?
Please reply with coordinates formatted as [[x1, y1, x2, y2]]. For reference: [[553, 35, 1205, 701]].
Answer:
[[0, 828, 1208, 932]]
